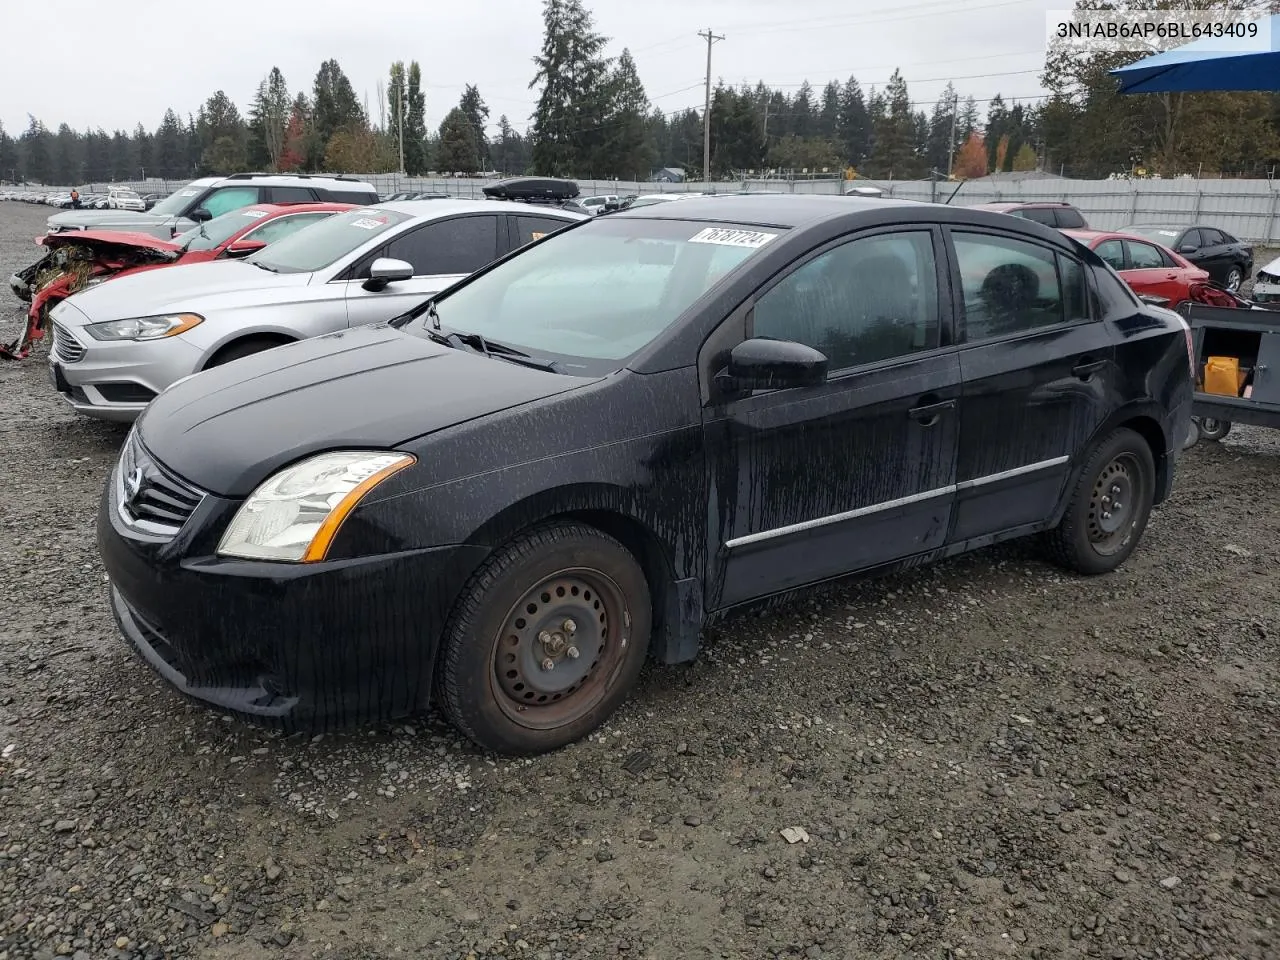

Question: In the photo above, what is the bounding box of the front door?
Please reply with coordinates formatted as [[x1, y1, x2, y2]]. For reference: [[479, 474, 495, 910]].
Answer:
[[344, 214, 503, 327], [705, 227, 962, 609], [947, 227, 1116, 542]]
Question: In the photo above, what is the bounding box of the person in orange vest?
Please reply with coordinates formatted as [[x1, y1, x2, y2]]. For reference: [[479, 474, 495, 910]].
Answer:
[[70, 189, 81, 208]]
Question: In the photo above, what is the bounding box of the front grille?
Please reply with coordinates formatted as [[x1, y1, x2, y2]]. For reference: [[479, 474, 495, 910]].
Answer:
[[117, 431, 205, 535], [51, 323, 85, 363]]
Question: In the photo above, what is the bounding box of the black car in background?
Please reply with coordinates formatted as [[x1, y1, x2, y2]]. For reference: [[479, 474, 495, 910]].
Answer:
[[97, 195, 1194, 755], [1121, 223, 1254, 291]]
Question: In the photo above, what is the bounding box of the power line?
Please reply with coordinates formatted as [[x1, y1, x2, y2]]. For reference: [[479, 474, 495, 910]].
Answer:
[[725, 0, 1035, 36]]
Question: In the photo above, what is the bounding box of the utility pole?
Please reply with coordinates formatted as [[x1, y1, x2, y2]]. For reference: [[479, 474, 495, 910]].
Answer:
[[699, 28, 724, 185], [946, 90, 959, 179], [398, 85, 406, 176]]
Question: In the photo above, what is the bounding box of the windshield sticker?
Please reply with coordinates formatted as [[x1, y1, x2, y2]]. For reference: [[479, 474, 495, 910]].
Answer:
[[351, 216, 388, 229], [688, 227, 778, 248], [241, 210, 267, 219], [1157, 230, 1178, 237], [179, 189, 199, 197]]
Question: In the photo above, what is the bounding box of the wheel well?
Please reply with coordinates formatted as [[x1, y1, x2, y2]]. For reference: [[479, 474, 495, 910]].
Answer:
[[204, 334, 295, 370], [1115, 414, 1168, 500]]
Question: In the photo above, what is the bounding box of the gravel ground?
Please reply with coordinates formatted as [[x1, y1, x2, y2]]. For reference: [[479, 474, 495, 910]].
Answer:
[[1, 200, 1278, 960]]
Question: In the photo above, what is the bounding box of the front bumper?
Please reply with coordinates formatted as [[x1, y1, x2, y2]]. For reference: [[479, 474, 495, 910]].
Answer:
[[97, 459, 488, 731], [48, 316, 203, 421]]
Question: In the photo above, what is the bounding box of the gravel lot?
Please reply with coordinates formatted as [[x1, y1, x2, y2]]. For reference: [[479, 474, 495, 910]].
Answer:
[[1, 199, 1278, 960]]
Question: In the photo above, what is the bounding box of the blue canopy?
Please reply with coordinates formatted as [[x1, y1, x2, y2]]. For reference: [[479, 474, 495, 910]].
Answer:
[[1111, 13, 1280, 93]]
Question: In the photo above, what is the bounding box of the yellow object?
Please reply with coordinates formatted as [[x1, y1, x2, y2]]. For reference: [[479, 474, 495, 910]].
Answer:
[[1203, 355, 1242, 396]]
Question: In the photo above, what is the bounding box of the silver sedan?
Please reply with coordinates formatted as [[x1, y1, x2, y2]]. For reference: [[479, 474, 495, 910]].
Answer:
[[48, 200, 585, 421]]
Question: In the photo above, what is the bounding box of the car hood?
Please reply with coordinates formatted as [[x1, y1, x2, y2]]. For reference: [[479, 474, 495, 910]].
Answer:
[[1257, 253, 1280, 278], [48, 209, 174, 231], [136, 323, 598, 497], [39, 229, 181, 256], [49, 259, 311, 324]]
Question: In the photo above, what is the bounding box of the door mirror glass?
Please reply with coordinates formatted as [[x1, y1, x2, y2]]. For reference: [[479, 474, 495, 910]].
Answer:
[[363, 257, 414, 291], [224, 238, 267, 258], [1178, 244, 1198, 254], [189, 208, 213, 223], [718, 337, 828, 393]]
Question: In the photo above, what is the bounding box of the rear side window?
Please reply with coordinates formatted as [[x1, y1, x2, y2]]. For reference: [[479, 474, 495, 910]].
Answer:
[[1200, 228, 1224, 245], [269, 186, 316, 204], [201, 186, 261, 219], [514, 215, 575, 247], [1126, 240, 1165, 270], [1054, 207, 1086, 228], [1017, 207, 1057, 226], [327, 190, 379, 205], [384, 215, 500, 275], [953, 232, 1069, 340], [1095, 239, 1125, 271]]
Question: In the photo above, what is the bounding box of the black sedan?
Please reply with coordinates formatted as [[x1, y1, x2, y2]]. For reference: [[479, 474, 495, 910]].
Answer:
[[1120, 223, 1253, 291], [98, 195, 1193, 754]]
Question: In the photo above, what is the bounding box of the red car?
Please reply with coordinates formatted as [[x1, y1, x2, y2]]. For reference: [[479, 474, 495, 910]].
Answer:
[[5, 203, 352, 359], [1064, 228, 1209, 308]]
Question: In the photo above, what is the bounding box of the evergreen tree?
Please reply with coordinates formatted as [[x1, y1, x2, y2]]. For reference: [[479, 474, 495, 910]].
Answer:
[[134, 123, 152, 179], [197, 91, 248, 174], [791, 81, 816, 139], [529, 0, 613, 176], [109, 130, 133, 181], [838, 76, 872, 167], [494, 115, 526, 174], [599, 49, 653, 179], [819, 81, 841, 140], [405, 62, 428, 174], [248, 67, 291, 171], [155, 109, 187, 178], [21, 116, 51, 183], [868, 72, 920, 178], [437, 107, 481, 173], [926, 84, 959, 175], [312, 58, 365, 150], [387, 61, 407, 169], [0, 122, 17, 181], [53, 124, 80, 184], [459, 84, 491, 170]]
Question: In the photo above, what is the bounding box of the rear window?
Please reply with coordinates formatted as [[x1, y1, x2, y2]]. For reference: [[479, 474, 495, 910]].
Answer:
[[326, 189, 379, 205], [1055, 207, 1086, 228]]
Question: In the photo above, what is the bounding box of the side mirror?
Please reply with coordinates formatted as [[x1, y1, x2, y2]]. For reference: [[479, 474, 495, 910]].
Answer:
[[1178, 244, 1198, 254], [224, 238, 267, 258], [363, 257, 414, 291], [715, 337, 828, 395], [189, 208, 213, 223]]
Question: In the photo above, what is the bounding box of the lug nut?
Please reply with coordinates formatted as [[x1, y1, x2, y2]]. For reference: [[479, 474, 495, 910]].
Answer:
[[566, 645, 580, 659], [563, 618, 577, 635], [540, 657, 556, 672], [538, 630, 552, 645]]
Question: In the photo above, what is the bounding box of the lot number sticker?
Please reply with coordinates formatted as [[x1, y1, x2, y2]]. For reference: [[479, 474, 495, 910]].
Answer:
[[689, 227, 777, 248], [351, 216, 387, 229], [241, 210, 267, 219]]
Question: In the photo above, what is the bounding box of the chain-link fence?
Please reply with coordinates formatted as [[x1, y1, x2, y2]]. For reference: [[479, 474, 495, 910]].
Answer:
[[15, 173, 1280, 243]]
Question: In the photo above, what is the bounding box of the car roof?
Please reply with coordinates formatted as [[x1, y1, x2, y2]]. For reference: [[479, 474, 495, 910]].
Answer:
[[211, 174, 377, 189], [373, 199, 587, 220], [614, 193, 948, 228]]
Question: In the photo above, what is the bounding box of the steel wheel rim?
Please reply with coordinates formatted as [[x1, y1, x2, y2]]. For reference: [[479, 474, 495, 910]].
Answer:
[[1087, 453, 1144, 556], [490, 566, 631, 731], [1202, 418, 1223, 434]]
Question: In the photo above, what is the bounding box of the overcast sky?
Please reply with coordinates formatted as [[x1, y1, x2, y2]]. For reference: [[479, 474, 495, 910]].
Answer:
[[0, 0, 1063, 138]]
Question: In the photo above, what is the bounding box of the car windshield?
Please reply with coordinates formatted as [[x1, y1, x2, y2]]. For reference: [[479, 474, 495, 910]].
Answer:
[[177, 207, 271, 252], [115, 190, 140, 199], [247, 208, 411, 274], [1123, 225, 1183, 243], [150, 187, 204, 217], [412, 217, 784, 374]]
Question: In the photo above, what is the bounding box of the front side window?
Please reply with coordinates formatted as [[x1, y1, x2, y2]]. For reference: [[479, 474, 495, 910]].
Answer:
[[249, 208, 412, 274], [1126, 240, 1165, 270], [178, 206, 274, 252], [753, 231, 940, 370], [954, 231, 1079, 340], [201, 186, 261, 219], [244, 212, 335, 245], [416, 218, 780, 369], [383, 215, 500, 275], [514, 215, 575, 247]]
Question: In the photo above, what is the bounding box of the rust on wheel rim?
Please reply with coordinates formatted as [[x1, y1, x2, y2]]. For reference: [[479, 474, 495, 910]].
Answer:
[[1087, 453, 1142, 556], [491, 567, 631, 730]]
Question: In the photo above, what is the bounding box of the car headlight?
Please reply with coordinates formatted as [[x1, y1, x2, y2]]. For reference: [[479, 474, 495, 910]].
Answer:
[[85, 313, 203, 341], [217, 451, 416, 562]]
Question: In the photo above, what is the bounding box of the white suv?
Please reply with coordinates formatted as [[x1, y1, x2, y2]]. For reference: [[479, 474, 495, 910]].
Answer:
[[107, 187, 146, 211], [47, 174, 380, 239]]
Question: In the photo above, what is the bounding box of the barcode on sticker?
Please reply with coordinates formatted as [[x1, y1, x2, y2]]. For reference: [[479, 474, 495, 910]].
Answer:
[[688, 227, 777, 248], [241, 210, 267, 218], [351, 217, 386, 229]]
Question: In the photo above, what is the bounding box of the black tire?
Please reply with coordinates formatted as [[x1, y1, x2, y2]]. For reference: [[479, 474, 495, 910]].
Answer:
[[437, 522, 651, 755], [1225, 266, 1243, 292], [1182, 417, 1201, 451], [1044, 427, 1156, 575], [1199, 418, 1232, 441], [205, 336, 291, 369]]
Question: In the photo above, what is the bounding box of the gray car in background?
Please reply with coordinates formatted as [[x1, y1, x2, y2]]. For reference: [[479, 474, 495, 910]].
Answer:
[[47, 200, 586, 420], [46, 173, 379, 239]]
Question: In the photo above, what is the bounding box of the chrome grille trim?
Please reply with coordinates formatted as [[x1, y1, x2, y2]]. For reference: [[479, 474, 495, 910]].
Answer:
[[115, 431, 206, 537], [51, 322, 86, 363]]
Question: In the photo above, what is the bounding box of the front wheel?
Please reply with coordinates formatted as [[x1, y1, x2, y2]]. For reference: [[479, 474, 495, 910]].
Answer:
[[437, 522, 652, 754], [1199, 417, 1232, 441], [1225, 266, 1243, 292], [1043, 427, 1156, 575]]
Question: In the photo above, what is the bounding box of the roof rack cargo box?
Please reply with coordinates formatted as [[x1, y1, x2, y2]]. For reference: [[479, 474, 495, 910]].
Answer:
[[483, 177, 580, 201]]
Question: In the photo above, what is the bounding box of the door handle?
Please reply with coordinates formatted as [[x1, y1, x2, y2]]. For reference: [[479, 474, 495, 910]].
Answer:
[[1072, 357, 1107, 380], [1165, 273, 1177, 279], [908, 397, 955, 426]]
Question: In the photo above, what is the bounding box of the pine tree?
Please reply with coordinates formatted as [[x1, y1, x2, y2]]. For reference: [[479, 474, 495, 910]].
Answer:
[[495, 115, 520, 174], [312, 59, 365, 154], [791, 81, 816, 139], [437, 107, 481, 173], [984, 94, 1008, 171], [837, 77, 872, 167], [868, 71, 921, 178], [926, 84, 959, 175], [53, 124, 80, 184], [0, 122, 17, 182], [197, 91, 248, 174], [819, 81, 841, 140], [599, 49, 653, 179], [529, 0, 613, 176], [405, 62, 428, 174], [155, 109, 187, 178], [459, 85, 491, 170], [248, 67, 291, 171]]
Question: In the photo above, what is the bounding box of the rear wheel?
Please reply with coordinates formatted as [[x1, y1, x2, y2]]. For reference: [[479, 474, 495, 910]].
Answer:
[[1225, 266, 1243, 292], [1199, 417, 1232, 441], [437, 522, 651, 755], [1044, 427, 1155, 575], [204, 336, 292, 369]]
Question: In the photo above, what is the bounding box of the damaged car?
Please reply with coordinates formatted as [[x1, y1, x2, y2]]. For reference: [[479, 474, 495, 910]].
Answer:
[[3, 203, 352, 361]]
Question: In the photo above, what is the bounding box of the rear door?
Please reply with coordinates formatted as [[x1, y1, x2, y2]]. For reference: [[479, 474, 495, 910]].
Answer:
[[1120, 238, 1183, 303], [948, 227, 1115, 543], [343, 213, 503, 326]]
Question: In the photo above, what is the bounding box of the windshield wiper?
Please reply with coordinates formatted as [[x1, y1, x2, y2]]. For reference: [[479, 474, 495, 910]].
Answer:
[[425, 327, 559, 372], [250, 260, 279, 273]]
